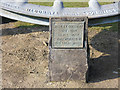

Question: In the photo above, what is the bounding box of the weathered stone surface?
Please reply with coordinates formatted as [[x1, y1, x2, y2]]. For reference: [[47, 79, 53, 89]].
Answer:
[[49, 49, 88, 82], [49, 17, 89, 82]]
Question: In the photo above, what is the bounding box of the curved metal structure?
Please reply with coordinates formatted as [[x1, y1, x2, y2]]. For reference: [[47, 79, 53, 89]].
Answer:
[[0, 0, 120, 25]]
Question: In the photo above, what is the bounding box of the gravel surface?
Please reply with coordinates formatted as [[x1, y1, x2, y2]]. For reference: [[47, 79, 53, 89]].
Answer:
[[0, 21, 119, 88]]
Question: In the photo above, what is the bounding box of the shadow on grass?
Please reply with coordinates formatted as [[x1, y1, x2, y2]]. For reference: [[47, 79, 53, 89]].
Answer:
[[88, 22, 119, 83], [0, 16, 17, 24], [1, 24, 49, 36]]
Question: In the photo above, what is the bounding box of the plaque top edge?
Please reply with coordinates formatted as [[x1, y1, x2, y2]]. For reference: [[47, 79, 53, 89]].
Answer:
[[50, 17, 88, 21], [52, 21, 85, 24]]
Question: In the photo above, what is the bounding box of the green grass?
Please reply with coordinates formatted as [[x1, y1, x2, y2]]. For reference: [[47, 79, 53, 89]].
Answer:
[[89, 22, 118, 32], [29, 2, 112, 7], [14, 21, 40, 28], [97, 22, 118, 32]]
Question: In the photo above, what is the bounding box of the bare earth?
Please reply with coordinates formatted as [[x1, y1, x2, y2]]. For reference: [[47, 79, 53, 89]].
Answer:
[[0, 21, 119, 88]]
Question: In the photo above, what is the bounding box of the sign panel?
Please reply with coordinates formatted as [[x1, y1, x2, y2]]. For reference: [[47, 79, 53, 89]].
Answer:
[[52, 21, 85, 48]]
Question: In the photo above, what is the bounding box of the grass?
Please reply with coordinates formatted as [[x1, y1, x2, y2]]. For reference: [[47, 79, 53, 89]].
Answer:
[[14, 21, 40, 28], [89, 22, 118, 32], [29, 2, 112, 7]]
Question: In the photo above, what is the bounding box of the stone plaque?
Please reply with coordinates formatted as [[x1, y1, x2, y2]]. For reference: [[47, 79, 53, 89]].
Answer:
[[49, 17, 89, 82], [52, 21, 85, 48]]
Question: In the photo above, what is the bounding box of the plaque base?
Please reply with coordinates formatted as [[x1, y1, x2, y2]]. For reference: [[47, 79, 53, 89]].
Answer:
[[49, 48, 88, 82], [49, 17, 89, 82]]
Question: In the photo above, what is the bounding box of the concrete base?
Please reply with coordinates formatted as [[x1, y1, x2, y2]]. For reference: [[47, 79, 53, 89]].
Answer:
[[49, 49, 88, 82]]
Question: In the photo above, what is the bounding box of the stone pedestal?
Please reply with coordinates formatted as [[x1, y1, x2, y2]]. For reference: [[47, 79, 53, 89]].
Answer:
[[49, 17, 89, 82]]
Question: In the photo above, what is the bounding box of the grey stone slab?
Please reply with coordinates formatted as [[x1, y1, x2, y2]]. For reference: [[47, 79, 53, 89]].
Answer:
[[49, 17, 89, 82], [49, 49, 88, 82], [0, 9, 120, 26]]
